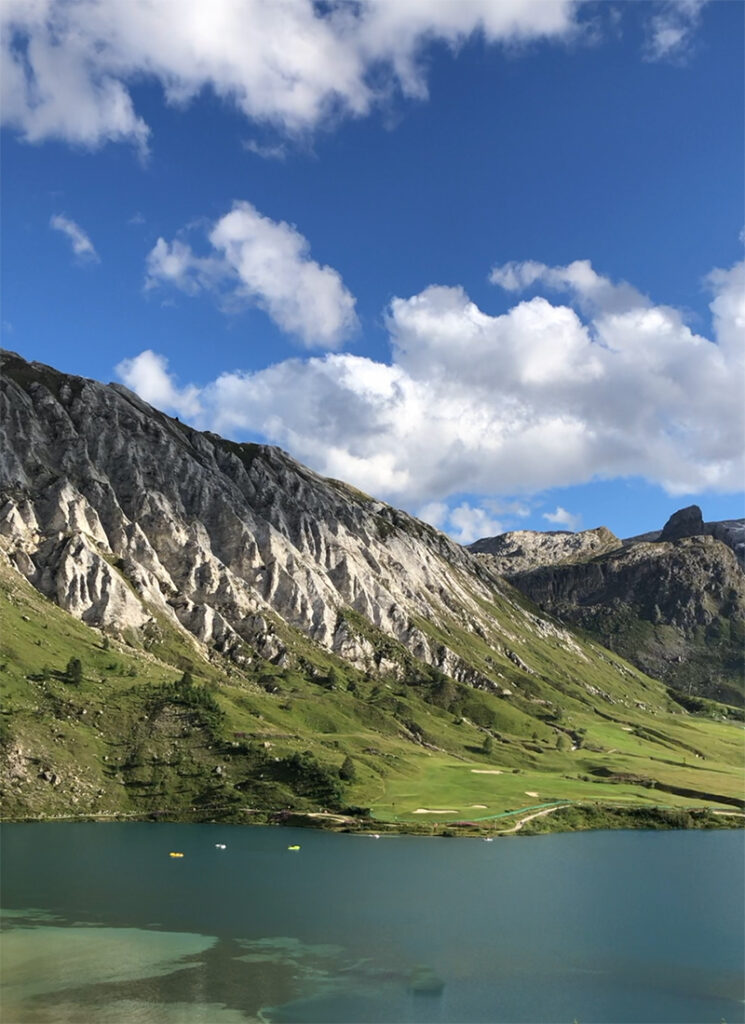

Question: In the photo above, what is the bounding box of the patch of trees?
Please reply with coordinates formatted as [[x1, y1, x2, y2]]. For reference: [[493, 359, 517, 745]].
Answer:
[[140, 673, 223, 722], [271, 750, 344, 807]]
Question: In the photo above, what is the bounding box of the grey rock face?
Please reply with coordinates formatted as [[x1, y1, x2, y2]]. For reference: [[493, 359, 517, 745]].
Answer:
[[623, 515, 744, 566], [703, 520, 745, 566], [469, 526, 621, 574], [659, 505, 705, 542], [471, 509, 745, 705], [2, 350, 551, 682]]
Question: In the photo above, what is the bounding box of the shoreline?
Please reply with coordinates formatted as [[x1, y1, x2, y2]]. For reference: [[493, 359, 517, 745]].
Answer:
[[3, 801, 743, 837]]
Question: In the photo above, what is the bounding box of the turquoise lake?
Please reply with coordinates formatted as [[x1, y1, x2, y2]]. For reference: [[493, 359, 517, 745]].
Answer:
[[1, 824, 743, 1023]]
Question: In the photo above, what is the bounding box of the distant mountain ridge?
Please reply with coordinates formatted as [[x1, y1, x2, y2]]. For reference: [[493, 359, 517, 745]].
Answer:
[[469, 525, 623, 574], [470, 507, 745, 706]]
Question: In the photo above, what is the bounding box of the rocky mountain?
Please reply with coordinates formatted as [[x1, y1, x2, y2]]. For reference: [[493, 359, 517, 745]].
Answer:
[[1, 349, 587, 689], [470, 508, 745, 707], [1, 350, 742, 828], [624, 505, 745, 562]]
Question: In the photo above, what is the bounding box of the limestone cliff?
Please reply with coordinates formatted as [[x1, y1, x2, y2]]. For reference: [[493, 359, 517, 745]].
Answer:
[[0, 350, 581, 689], [469, 526, 622, 574]]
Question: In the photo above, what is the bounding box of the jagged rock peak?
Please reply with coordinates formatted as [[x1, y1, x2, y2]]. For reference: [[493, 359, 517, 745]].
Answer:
[[623, 507, 744, 565], [659, 505, 705, 542]]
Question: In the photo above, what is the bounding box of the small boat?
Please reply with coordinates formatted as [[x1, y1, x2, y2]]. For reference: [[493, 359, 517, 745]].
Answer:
[[483, 838, 494, 843], [169, 852, 184, 858], [287, 845, 301, 851], [215, 844, 226, 850]]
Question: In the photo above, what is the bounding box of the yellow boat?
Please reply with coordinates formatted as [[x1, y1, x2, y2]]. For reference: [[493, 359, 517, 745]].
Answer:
[[169, 852, 184, 858], [287, 845, 300, 851]]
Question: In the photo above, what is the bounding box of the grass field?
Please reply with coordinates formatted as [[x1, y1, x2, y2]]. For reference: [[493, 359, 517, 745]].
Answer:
[[1, 555, 743, 832]]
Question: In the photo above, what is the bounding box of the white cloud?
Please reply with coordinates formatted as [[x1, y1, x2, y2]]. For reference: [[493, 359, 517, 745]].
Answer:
[[116, 349, 202, 420], [117, 256, 745, 508], [543, 506, 582, 530], [1, 0, 579, 150], [145, 238, 223, 296], [146, 202, 358, 349], [705, 260, 745, 358], [49, 213, 99, 261], [447, 504, 505, 545], [417, 501, 450, 530], [643, 1, 707, 62], [490, 258, 649, 315], [242, 139, 287, 161], [417, 500, 505, 544]]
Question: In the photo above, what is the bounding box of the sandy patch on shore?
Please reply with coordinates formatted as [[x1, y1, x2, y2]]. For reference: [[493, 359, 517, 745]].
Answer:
[[524, 791, 539, 798], [470, 769, 502, 774], [412, 808, 457, 814]]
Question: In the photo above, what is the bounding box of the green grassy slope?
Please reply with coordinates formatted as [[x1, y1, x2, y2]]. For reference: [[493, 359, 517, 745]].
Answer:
[[1, 557, 743, 832]]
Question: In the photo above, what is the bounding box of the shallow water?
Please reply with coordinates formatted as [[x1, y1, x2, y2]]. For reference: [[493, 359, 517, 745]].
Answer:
[[1, 824, 743, 1022]]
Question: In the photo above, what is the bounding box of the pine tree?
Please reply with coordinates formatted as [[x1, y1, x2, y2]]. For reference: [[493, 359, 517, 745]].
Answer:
[[66, 657, 83, 685]]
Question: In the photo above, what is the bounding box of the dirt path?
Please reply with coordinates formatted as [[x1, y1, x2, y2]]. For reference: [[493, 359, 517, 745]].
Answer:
[[493, 805, 565, 834]]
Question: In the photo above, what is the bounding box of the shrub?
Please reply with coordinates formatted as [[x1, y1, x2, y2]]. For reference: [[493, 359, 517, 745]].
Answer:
[[324, 666, 341, 690], [433, 677, 456, 710], [66, 657, 83, 685], [339, 755, 356, 781]]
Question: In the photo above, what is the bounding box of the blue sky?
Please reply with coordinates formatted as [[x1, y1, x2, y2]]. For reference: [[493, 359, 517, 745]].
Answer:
[[2, 0, 743, 542]]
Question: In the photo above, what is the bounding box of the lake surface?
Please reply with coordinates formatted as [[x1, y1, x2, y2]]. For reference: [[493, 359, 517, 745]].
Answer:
[[1, 824, 742, 1023]]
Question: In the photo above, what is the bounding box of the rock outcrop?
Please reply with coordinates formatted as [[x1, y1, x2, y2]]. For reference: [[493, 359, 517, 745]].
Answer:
[[469, 526, 622, 574], [470, 511, 745, 705], [658, 505, 705, 543]]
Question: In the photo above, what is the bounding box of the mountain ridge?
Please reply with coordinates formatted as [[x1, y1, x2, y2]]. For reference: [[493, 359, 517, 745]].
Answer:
[[469, 508, 745, 706], [1, 350, 743, 829]]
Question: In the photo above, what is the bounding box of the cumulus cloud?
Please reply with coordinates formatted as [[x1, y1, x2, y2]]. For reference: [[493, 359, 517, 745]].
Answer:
[[490, 258, 648, 315], [49, 213, 99, 261], [543, 506, 582, 530], [1, 0, 579, 150], [417, 501, 506, 544], [643, 0, 707, 62], [117, 256, 745, 510], [145, 238, 223, 296], [448, 504, 506, 545], [146, 202, 358, 349], [705, 260, 745, 357], [116, 350, 202, 420]]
